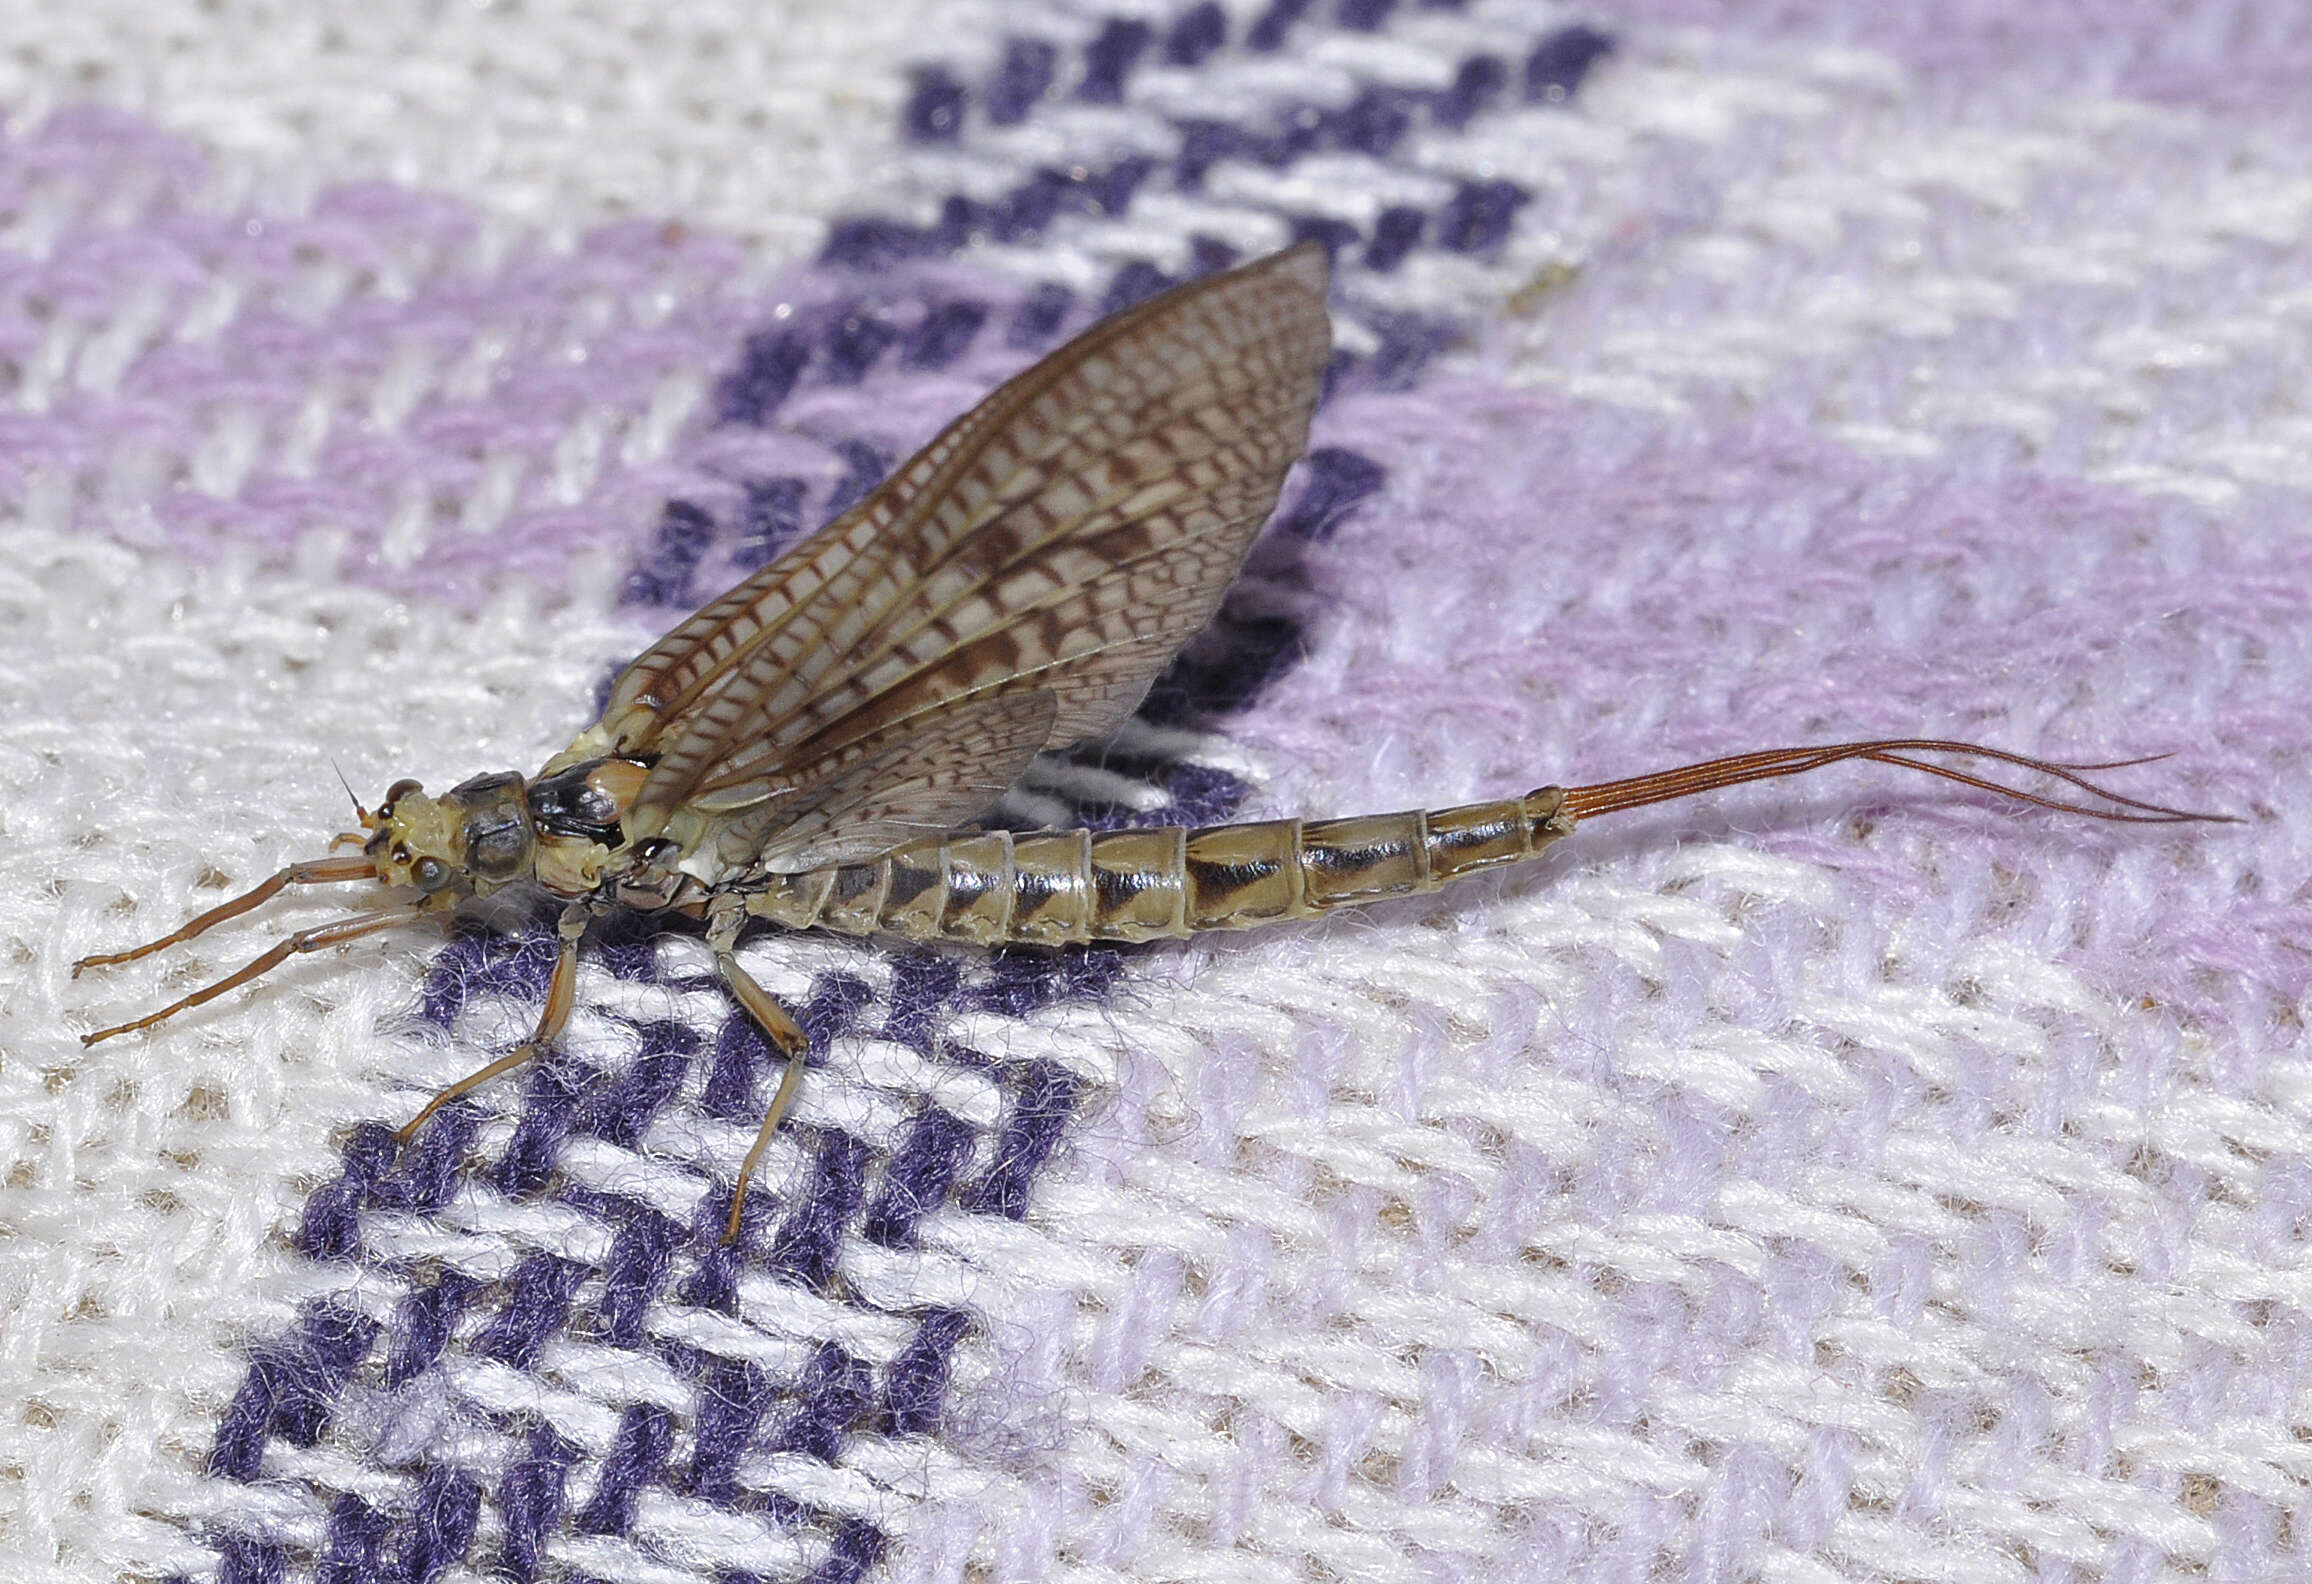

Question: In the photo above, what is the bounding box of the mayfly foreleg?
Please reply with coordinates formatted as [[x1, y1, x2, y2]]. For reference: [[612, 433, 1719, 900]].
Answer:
[[78, 907, 412, 1046], [71, 854, 381, 975], [396, 901, 591, 1144], [708, 893, 812, 1244]]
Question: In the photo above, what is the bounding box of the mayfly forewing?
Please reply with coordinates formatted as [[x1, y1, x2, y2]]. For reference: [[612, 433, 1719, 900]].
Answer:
[[570, 244, 1331, 873]]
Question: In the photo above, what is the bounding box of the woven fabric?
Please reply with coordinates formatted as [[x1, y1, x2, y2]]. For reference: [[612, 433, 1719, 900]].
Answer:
[[1, 4, 2305, 1582]]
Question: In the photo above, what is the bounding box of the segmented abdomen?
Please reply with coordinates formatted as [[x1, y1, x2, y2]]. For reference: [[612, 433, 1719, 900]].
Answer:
[[742, 790, 1573, 946]]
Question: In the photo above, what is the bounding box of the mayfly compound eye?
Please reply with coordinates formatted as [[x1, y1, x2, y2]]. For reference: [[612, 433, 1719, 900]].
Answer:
[[67, 242, 2231, 1246]]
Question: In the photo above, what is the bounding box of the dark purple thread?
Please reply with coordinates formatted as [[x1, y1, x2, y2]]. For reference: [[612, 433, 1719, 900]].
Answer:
[[1364, 205, 1426, 271], [1008, 281, 1073, 347], [1100, 259, 1178, 318], [906, 65, 968, 142], [315, 1491, 391, 1584], [807, 1519, 890, 1584], [473, 1254, 589, 1369], [985, 169, 1068, 241], [576, 1403, 677, 1536], [1280, 447, 1387, 539], [1078, 18, 1152, 103], [1267, 103, 1329, 166], [704, 1009, 774, 1122], [733, 475, 808, 571], [1174, 119, 1250, 190], [823, 312, 899, 385], [819, 216, 934, 271], [961, 1059, 1080, 1219], [800, 971, 879, 1044], [972, 945, 1128, 1018], [298, 1122, 398, 1260], [882, 1308, 972, 1435], [1525, 24, 1615, 102], [901, 299, 988, 370], [494, 1424, 582, 1583], [388, 1465, 480, 1584], [1288, 215, 1361, 264], [577, 1018, 697, 1148], [685, 1356, 774, 1506], [1340, 0, 1395, 27], [1247, 0, 1315, 51], [678, 1223, 745, 1313], [492, 1053, 584, 1197], [717, 326, 809, 424], [1151, 762, 1256, 828], [767, 1129, 873, 1290], [862, 1108, 977, 1247], [216, 1534, 287, 1584], [883, 952, 964, 1053], [773, 1342, 875, 1462], [1437, 178, 1528, 254], [385, 1269, 483, 1387], [586, 1197, 685, 1349], [1434, 53, 1506, 129], [1165, 3, 1227, 65], [987, 38, 1056, 126], [210, 1302, 379, 1478], [821, 439, 891, 521], [1086, 156, 1155, 218], [621, 498, 717, 608], [1140, 609, 1304, 721], [1362, 308, 1458, 388], [271, 1302, 378, 1447], [209, 1357, 282, 1482], [419, 918, 561, 1030], [1330, 85, 1417, 155]]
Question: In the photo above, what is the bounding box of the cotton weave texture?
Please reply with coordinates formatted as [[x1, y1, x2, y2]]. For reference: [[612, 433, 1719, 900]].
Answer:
[[0, 3, 2305, 1581]]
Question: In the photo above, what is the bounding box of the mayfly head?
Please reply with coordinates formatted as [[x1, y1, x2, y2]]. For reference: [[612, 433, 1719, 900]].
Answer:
[[359, 772, 535, 905]]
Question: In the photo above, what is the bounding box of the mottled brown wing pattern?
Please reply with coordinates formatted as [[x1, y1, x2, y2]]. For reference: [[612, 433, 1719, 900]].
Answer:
[[591, 243, 1333, 879], [678, 691, 1062, 878]]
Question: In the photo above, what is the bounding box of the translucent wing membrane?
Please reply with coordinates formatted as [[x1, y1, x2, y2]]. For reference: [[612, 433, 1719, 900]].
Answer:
[[583, 243, 1334, 879]]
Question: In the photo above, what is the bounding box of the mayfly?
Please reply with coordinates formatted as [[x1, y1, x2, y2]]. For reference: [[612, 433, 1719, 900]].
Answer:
[[74, 243, 2221, 1240]]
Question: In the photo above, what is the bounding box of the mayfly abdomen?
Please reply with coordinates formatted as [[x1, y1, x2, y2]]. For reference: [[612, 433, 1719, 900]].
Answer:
[[741, 789, 1574, 946]]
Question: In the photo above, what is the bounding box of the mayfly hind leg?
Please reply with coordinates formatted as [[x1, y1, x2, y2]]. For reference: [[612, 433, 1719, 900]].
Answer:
[[396, 901, 590, 1144], [708, 895, 811, 1245]]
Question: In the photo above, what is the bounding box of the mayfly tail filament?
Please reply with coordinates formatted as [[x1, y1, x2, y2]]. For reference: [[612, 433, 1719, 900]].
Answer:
[[1558, 739, 2235, 826]]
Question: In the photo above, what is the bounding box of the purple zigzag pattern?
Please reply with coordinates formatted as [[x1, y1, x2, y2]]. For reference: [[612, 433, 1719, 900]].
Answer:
[[200, 925, 1094, 1583]]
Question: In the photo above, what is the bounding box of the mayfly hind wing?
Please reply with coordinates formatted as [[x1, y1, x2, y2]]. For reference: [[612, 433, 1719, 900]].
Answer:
[[575, 243, 1332, 866]]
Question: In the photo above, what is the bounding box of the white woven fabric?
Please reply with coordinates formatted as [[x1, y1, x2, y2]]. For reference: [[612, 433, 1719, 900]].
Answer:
[[0, 4, 2301, 1582]]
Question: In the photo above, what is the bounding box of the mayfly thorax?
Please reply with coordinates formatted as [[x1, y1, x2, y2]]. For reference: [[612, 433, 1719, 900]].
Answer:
[[71, 243, 2226, 1242]]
